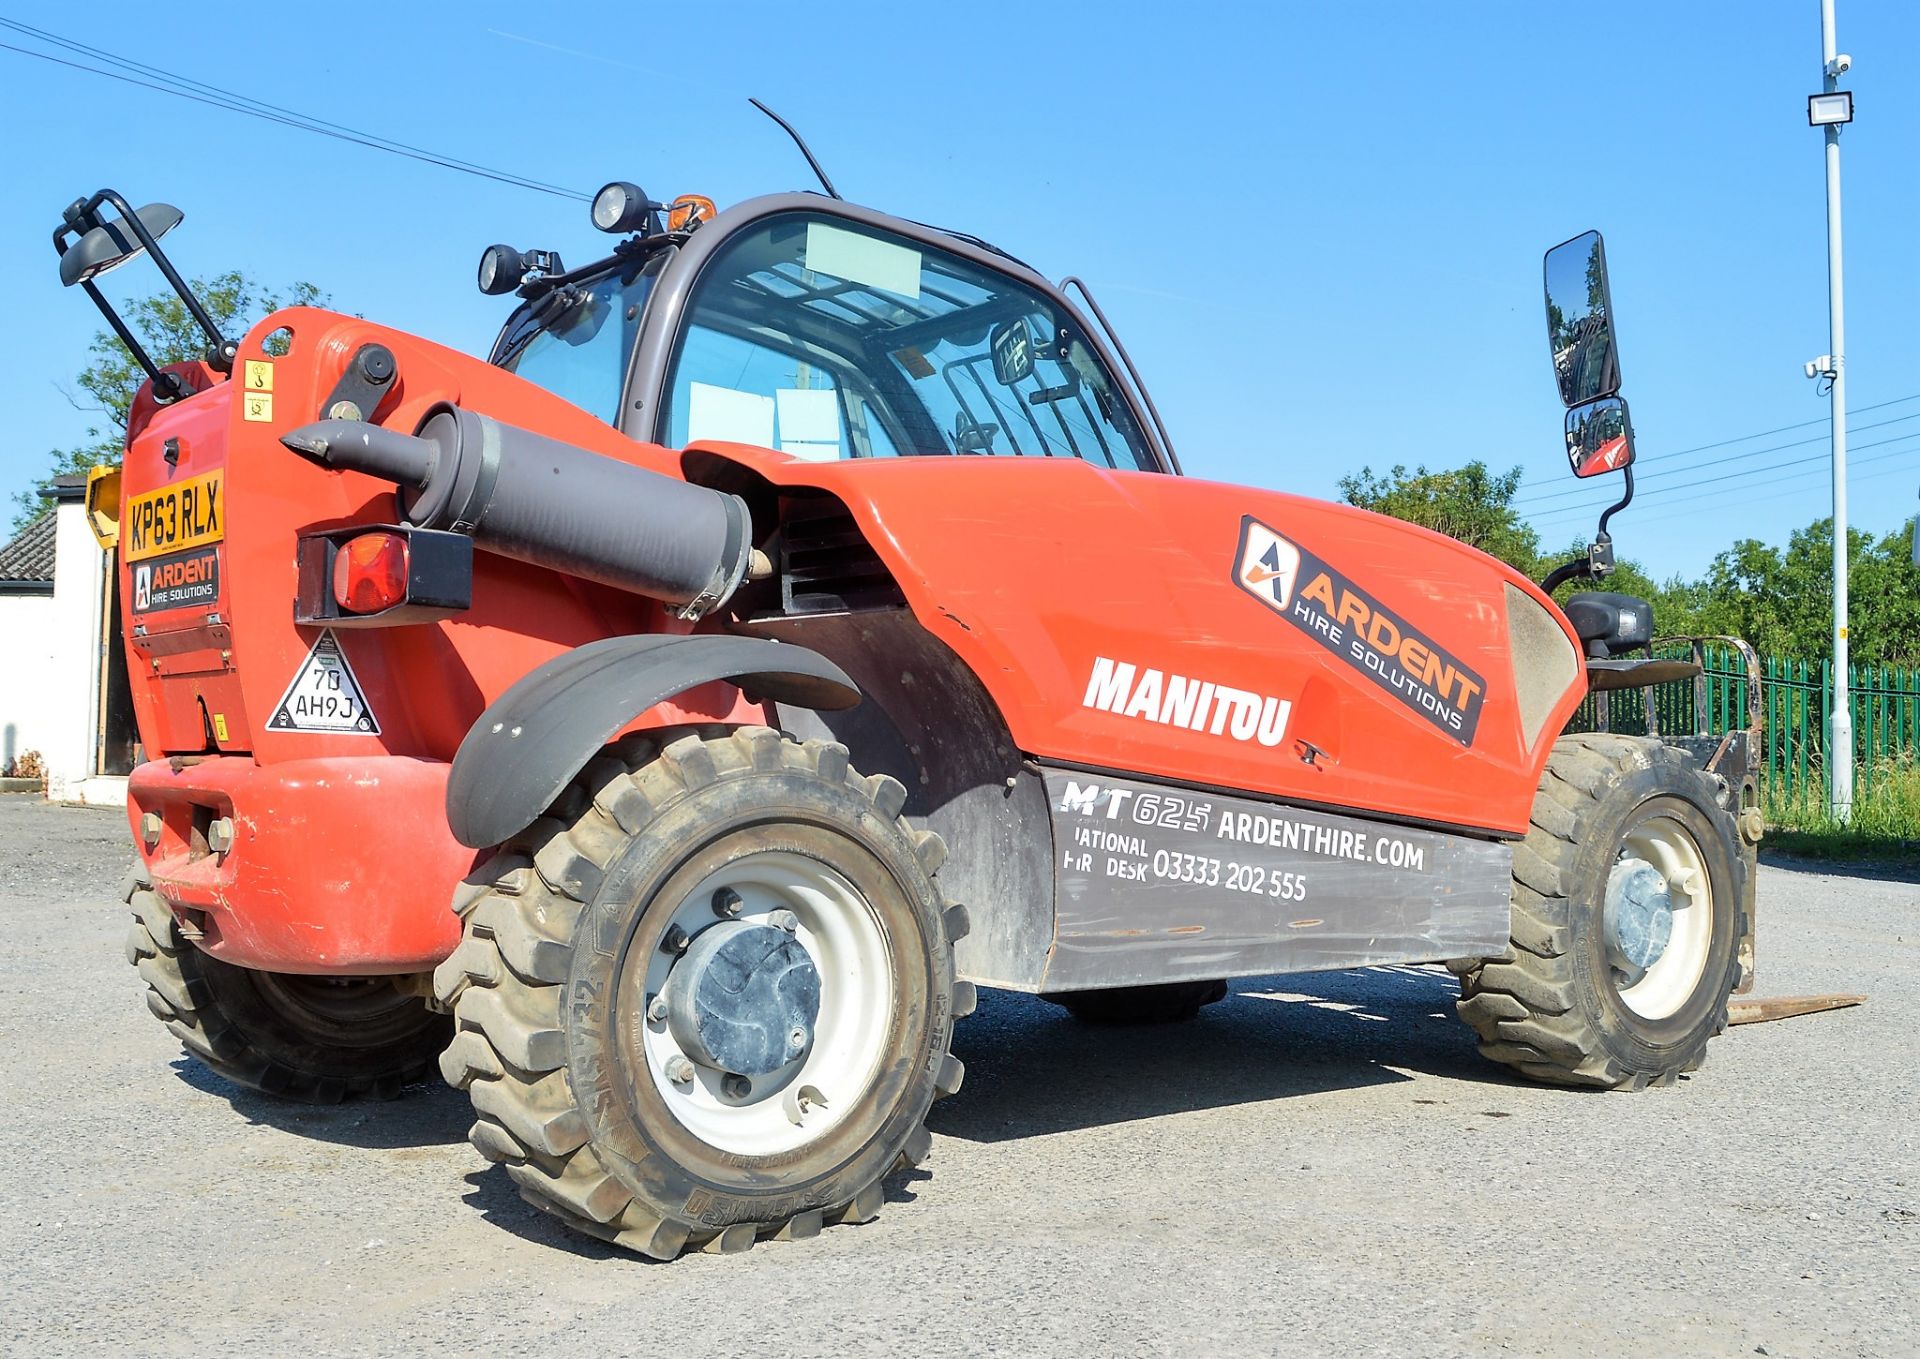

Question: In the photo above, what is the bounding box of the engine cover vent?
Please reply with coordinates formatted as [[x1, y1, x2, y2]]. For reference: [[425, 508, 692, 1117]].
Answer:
[[779, 501, 902, 615]]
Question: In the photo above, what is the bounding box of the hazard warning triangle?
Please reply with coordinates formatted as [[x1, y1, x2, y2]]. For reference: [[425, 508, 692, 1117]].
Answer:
[[265, 629, 381, 734]]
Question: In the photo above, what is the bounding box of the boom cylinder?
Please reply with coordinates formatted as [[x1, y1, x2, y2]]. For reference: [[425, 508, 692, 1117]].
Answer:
[[283, 406, 752, 617]]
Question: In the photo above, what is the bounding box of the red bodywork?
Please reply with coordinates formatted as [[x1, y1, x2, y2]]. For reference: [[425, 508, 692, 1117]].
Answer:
[[122, 308, 1585, 974]]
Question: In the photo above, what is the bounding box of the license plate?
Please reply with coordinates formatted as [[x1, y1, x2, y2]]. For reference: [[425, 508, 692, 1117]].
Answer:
[[124, 470, 224, 563]]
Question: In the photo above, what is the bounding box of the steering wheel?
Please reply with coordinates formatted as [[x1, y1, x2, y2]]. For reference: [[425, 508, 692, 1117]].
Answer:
[[953, 410, 999, 456]]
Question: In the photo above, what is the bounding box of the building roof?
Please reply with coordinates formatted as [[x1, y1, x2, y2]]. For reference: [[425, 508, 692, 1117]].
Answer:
[[0, 511, 56, 591], [48, 472, 89, 501]]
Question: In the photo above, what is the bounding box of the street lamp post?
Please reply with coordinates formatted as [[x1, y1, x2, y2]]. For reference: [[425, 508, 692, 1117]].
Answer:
[[1810, 0, 1854, 821]]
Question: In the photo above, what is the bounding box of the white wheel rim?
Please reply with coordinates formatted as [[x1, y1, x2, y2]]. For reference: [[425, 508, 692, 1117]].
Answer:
[[637, 850, 894, 1157], [1612, 814, 1713, 1021]]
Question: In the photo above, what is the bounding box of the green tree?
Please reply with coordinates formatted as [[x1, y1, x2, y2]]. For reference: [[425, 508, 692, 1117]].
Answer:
[[12, 272, 324, 532], [1691, 518, 1920, 667], [1338, 460, 1543, 574]]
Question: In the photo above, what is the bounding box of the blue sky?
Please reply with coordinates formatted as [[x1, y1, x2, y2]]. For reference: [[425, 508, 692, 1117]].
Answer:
[[3, 2, 1916, 580]]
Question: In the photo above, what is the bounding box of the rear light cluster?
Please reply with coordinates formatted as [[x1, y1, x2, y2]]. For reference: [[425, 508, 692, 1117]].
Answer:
[[332, 531, 409, 614], [294, 523, 472, 628]]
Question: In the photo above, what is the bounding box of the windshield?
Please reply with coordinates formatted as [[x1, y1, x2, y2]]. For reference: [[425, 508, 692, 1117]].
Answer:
[[663, 213, 1157, 470], [494, 259, 654, 422]]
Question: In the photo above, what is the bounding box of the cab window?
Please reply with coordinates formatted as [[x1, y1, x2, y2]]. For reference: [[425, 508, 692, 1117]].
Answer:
[[494, 257, 656, 423], [663, 213, 1155, 470]]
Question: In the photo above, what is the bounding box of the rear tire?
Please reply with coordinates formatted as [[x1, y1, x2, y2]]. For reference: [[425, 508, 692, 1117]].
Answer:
[[1046, 980, 1228, 1025], [1453, 734, 1745, 1090], [125, 876, 450, 1103], [434, 727, 973, 1259]]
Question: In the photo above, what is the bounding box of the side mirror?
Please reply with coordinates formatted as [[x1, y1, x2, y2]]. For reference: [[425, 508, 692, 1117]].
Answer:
[[1544, 229, 1621, 408], [57, 202, 184, 287], [989, 317, 1035, 386], [1566, 396, 1636, 478]]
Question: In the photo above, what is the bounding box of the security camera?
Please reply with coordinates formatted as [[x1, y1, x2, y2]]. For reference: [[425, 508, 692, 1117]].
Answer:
[[1805, 355, 1834, 379], [1826, 54, 1852, 77]]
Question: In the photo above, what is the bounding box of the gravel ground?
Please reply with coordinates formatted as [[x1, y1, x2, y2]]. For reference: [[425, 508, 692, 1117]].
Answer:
[[0, 795, 1913, 1359]]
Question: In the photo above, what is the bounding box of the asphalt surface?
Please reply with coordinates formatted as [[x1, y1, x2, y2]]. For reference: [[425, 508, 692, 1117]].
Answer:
[[0, 795, 1913, 1359]]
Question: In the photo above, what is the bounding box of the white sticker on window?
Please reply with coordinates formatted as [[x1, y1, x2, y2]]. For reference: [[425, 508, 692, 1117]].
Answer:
[[803, 222, 922, 300], [687, 382, 775, 448], [776, 388, 841, 446]]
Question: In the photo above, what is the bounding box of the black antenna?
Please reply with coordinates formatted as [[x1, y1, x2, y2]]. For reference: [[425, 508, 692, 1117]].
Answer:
[[749, 98, 842, 200]]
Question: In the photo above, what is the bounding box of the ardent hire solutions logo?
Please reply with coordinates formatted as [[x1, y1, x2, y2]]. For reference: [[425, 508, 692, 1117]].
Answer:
[[1233, 516, 1486, 746]]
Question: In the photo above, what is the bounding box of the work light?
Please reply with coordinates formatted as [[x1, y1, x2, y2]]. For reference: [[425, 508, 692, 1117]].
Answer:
[[1808, 91, 1854, 126]]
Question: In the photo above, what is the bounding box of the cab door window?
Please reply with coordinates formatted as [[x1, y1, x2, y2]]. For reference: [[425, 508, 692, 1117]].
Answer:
[[663, 213, 1155, 470]]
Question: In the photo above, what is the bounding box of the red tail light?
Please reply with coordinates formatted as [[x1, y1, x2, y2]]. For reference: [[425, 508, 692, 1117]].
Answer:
[[332, 532, 410, 613]]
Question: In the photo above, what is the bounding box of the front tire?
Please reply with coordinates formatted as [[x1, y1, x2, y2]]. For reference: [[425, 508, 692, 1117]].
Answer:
[[1454, 734, 1745, 1090], [125, 877, 449, 1102], [434, 727, 973, 1258]]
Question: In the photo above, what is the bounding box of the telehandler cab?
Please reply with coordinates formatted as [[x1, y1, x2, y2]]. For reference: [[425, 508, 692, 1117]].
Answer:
[[59, 165, 1761, 1258]]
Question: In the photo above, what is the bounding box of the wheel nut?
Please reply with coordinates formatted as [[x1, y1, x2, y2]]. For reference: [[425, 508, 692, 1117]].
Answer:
[[666, 1055, 695, 1084], [661, 925, 690, 955], [711, 887, 742, 918], [768, 909, 799, 934], [646, 994, 668, 1023], [721, 1073, 751, 1100]]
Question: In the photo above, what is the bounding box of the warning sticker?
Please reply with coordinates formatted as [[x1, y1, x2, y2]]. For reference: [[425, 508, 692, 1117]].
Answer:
[[265, 630, 380, 734]]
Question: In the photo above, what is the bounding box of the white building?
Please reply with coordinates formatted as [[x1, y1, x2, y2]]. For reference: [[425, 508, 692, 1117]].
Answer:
[[0, 473, 132, 806]]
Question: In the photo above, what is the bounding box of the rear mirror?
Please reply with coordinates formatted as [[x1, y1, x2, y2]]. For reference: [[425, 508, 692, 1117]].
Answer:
[[1544, 230, 1621, 408], [57, 202, 183, 287], [989, 317, 1035, 386], [1566, 396, 1635, 478]]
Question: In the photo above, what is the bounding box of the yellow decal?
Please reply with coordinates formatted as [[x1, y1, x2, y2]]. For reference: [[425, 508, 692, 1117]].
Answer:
[[242, 391, 274, 423], [243, 359, 274, 391], [123, 470, 224, 562], [212, 713, 229, 742]]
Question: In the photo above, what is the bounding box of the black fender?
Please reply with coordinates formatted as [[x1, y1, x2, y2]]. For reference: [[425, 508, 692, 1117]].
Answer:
[[446, 634, 860, 849]]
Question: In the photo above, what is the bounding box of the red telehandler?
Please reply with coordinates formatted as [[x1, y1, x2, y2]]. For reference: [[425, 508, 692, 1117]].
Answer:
[[56, 165, 1759, 1258]]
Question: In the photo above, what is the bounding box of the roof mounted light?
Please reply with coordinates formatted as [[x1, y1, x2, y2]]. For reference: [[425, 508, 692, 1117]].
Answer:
[[477, 244, 527, 296], [1808, 91, 1853, 126], [591, 181, 661, 235]]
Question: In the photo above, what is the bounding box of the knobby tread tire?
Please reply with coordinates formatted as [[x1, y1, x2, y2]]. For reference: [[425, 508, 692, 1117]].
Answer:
[[1454, 733, 1746, 1091], [124, 875, 448, 1103], [434, 726, 969, 1259]]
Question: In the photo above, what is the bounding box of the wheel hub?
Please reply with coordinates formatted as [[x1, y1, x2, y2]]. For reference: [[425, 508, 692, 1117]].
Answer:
[[662, 920, 821, 1077], [1604, 857, 1674, 980]]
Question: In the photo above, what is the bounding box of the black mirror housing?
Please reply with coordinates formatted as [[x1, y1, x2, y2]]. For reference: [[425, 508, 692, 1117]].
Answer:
[[1544, 230, 1622, 408], [989, 317, 1035, 386], [1566, 395, 1635, 478], [57, 202, 183, 287]]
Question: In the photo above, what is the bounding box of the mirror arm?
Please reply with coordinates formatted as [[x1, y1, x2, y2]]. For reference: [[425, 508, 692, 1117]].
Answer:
[[90, 188, 236, 373], [79, 275, 188, 403], [1596, 463, 1634, 541], [1540, 465, 1632, 596]]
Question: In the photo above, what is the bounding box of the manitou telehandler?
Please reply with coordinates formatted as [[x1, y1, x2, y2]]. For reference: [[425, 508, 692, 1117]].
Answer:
[[58, 151, 1761, 1258]]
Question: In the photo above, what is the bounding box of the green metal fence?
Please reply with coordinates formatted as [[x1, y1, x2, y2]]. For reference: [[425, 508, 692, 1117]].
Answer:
[[1568, 643, 1920, 815]]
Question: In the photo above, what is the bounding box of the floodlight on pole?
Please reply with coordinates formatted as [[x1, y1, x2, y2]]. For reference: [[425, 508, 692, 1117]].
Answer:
[[1808, 91, 1854, 125]]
